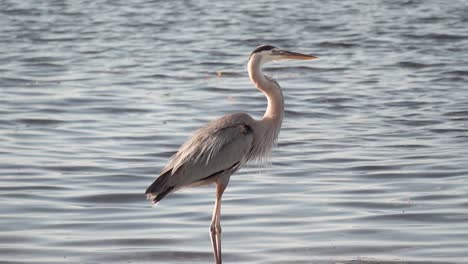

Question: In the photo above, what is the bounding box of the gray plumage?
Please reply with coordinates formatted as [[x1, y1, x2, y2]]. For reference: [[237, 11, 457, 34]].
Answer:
[[145, 45, 317, 264], [146, 113, 255, 202]]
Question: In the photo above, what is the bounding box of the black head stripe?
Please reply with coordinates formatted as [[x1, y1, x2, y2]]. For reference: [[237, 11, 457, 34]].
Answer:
[[250, 44, 277, 55]]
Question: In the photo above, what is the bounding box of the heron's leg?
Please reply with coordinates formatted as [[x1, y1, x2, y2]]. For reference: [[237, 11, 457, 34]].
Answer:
[[210, 175, 229, 264], [210, 198, 220, 264]]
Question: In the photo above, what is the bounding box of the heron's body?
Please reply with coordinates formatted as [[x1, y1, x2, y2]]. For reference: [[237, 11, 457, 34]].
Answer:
[[146, 112, 255, 202], [145, 45, 317, 264]]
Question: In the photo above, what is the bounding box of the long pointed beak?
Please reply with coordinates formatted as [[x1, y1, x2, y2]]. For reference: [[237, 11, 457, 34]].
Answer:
[[279, 49, 318, 60]]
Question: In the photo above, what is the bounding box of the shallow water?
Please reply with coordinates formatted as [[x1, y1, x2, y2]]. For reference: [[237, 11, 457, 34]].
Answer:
[[1, 0, 468, 263]]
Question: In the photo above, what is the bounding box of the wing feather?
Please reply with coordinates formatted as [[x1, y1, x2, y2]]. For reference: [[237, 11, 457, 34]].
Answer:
[[162, 113, 254, 185]]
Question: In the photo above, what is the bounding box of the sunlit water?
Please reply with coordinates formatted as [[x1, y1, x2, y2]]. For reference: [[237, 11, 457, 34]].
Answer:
[[1, 0, 468, 263]]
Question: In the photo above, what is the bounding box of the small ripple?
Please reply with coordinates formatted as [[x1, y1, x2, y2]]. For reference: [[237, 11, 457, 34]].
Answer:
[[412, 194, 460, 201], [383, 144, 431, 149], [389, 118, 442, 127], [19, 56, 64, 63], [0, 234, 42, 244], [52, 237, 177, 247], [403, 33, 468, 41], [341, 188, 390, 195], [0, 77, 35, 85], [87, 107, 150, 114], [64, 97, 113, 105], [359, 212, 468, 223], [361, 171, 465, 179], [443, 70, 468, 77], [41, 165, 106, 173], [348, 164, 401, 171], [211, 71, 243, 77], [71, 192, 142, 204], [317, 41, 358, 48], [383, 100, 429, 107], [0, 185, 68, 192], [268, 244, 415, 256], [91, 250, 216, 263], [331, 201, 410, 210], [443, 110, 468, 117], [143, 73, 173, 79], [397, 61, 435, 69], [430, 128, 468, 134], [15, 118, 65, 126], [197, 61, 235, 67]]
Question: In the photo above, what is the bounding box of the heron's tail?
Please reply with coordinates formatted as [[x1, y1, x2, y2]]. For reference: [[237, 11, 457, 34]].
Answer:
[[145, 171, 174, 204]]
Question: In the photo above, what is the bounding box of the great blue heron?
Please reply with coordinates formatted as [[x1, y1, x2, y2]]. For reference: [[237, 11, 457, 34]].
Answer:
[[145, 45, 317, 264]]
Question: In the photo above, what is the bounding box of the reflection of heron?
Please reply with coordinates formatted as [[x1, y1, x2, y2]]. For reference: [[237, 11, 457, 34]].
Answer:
[[146, 45, 317, 264]]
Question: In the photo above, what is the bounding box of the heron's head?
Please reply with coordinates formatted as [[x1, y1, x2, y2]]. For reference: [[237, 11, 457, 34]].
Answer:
[[249, 44, 318, 64]]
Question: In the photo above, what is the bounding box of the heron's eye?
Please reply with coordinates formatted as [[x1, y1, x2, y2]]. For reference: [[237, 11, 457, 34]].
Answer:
[[271, 49, 281, 55]]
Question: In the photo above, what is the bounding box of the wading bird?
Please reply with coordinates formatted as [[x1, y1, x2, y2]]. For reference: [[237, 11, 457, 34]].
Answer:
[[145, 45, 317, 264]]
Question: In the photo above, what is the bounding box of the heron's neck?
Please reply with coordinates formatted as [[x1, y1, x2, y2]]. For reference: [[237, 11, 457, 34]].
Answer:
[[247, 56, 284, 161], [248, 57, 284, 122]]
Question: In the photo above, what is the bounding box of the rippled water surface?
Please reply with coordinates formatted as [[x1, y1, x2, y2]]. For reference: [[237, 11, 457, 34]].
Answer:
[[1, 0, 468, 263]]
